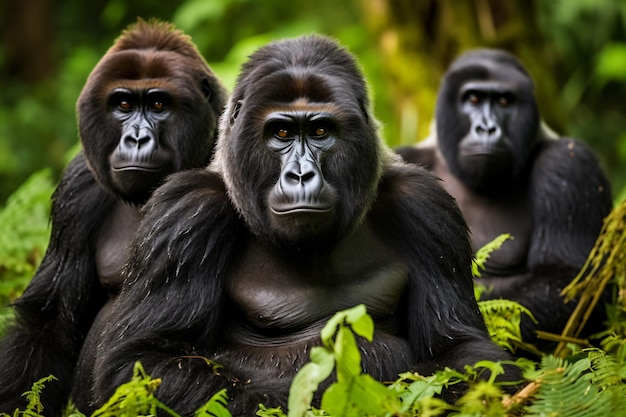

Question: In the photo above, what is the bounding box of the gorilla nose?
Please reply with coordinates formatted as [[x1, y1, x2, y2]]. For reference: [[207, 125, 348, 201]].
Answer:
[[120, 132, 157, 156], [280, 160, 323, 196], [283, 160, 318, 184], [473, 121, 501, 141]]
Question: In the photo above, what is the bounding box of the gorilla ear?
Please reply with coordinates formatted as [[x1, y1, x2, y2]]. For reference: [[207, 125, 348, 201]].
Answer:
[[201, 78, 213, 102], [229, 100, 243, 127]]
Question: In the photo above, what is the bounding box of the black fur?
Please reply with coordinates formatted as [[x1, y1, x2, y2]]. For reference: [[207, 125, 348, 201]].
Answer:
[[0, 20, 227, 415], [396, 49, 612, 341], [90, 36, 518, 416]]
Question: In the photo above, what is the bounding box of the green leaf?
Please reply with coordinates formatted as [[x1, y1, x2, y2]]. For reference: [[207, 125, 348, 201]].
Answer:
[[195, 388, 231, 417], [526, 355, 609, 417], [287, 347, 335, 417], [256, 404, 288, 417], [322, 374, 400, 417], [472, 234, 512, 278], [478, 298, 536, 352], [334, 326, 362, 383], [320, 304, 372, 345]]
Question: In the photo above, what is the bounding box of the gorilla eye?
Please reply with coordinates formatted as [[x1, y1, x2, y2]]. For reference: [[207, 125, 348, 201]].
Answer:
[[498, 96, 510, 107], [275, 128, 291, 139], [313, 126, 328, 137], [468, 94, 480, 104], [119, 100, 132, 111], [150, 101, 165, 112]]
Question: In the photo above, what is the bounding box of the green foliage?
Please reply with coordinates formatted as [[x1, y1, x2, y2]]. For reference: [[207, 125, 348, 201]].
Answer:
[[264, 306, 522, 417], [90, 362, 231, 417], [556, 199, 626, 356], [91, 362, 171, 416], [0, 375, 56, 417], [287, 304, 402, 417], [472, 234, 539, 354], [595, 42, 626, 84], [472, 233, 511, 278], [4, 306, 626, 417], [281, 307, 626, 417], [479, 299, 536, 353], [524, 354, 610, 417], [0, 169, 54, 334]]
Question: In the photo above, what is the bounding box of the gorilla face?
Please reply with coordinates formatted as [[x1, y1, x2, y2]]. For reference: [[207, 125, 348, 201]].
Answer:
[[106, 87, 177, 200], [264, 107, 340, 239], [215, 36, 383, 247], [454, 81, 518, 185], [436, 49, 540, 192], [78, 33, 226, 204]]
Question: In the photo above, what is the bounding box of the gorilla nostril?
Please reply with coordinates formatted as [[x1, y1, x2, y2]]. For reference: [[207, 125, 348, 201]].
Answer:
[[301, 172, 315, 183], [137, 137, 152, 149], [284, 171, 316, 185], [285, 172, 300, 184]]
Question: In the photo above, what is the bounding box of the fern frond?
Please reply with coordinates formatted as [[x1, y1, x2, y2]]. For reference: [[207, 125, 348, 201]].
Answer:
[[472, 233, 512, 277], [526, 355, 608, 417], [92, 362, 180, 417], [478, 298, 536, 352], [556, 200, 626, 356], [195, 388, 231, 417], [22, 375, 57, 416]]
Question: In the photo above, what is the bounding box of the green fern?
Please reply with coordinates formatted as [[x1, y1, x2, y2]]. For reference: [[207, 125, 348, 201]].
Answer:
[[0, 375, 57, 417], [472, 233, 512, 278], [91, 362, 231, 417], [556, 199, 626, 355], [194, 389, 231, 417], [8, 308, 626, 417], [0, 169, 54, 321], [91, 362, 178, 417], [479, 298, 537, 353], [471, 234, 537, 353], [525, 355, 609, 417]]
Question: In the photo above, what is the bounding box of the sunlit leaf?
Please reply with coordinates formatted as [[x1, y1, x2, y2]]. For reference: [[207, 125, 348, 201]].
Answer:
[[334, 326, 362, 383], [287, 347, 335, 417]]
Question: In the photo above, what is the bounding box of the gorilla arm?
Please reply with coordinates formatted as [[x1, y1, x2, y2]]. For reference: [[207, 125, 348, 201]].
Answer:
[[371, 161, 515, 374], [91, 169, 242, 414], [522, 138, 612, 336], [0, 153, 110, 414]]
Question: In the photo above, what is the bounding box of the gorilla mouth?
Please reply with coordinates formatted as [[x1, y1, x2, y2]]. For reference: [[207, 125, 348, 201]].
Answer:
[[112, 165, 165, 173], [270, 206, 334, 215], [461, 146, 507, 157]]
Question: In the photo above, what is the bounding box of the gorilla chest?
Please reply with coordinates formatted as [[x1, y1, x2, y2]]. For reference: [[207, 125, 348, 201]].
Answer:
[[440, 171, 533, 275], [95, 202, 141, 293], [467, 199, 532, 275], [228, 228, 408, 331]]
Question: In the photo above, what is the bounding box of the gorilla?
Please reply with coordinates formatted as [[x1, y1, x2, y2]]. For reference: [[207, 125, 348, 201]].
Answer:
[[0, 19, 227, 414], [89, 36, 519, 416], [396, 49, 612, 342]]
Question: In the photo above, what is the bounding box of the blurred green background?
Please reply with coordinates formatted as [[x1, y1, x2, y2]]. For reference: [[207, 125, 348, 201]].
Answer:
[[1, 0, 625, 202]]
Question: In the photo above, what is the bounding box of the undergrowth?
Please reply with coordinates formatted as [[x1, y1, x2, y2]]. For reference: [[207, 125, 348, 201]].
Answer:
[[0, 170, 54, 336]]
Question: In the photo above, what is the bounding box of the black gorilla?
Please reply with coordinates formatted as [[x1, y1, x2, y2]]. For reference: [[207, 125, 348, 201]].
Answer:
[[0, 20, 227, 414], [396, 49, 612, 342], [90, 36, 518, 416]]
